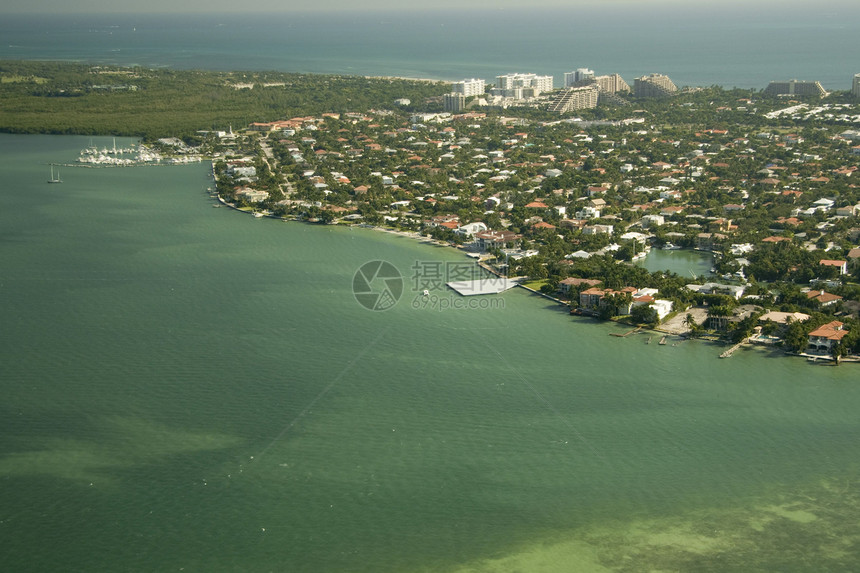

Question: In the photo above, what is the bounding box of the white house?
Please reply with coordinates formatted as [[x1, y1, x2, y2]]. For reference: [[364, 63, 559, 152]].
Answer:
[[455, 222, 488, 237], [576, 206, 601, 219], [641, 214, 665, 228]]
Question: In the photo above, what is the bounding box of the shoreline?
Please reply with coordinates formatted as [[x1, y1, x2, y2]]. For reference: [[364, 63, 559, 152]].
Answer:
[[363, 75, 448, 84], [220, 205, 860, 364]]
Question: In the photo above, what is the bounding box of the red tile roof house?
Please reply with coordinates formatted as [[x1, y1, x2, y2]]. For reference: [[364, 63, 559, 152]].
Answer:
[[806, 321, 849, 355], [474, 230, 520, 252], [806, 290, 843, 307], [558, 277, 602, 295], [579, 287, 637, 313], [848, 248, 860, 269], [819, 259, 848, 275]]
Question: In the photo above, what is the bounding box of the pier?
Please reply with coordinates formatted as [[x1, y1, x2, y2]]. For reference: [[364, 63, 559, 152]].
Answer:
[[610, 326, 643, 338], [719, 339, 748, 358]]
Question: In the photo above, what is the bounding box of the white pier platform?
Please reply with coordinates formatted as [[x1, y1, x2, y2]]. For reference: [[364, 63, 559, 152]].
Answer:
[[446, 277, 516, 296]]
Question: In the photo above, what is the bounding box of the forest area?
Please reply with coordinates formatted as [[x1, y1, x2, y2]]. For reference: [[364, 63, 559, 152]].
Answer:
[[0, 60, 448, 140]]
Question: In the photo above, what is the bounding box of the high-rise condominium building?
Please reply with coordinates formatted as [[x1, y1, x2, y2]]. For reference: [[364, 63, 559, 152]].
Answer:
[[451, 78, 486, 98], [547, 85, 600, 113], [594, 74, 630, 94], [634, 74, 678, 98], [443, 93, 466, 113], [852, 73, 860, 98], [495, 73, 554, 96], [764, 80, 827, 97], [564, 68, 594, 87]]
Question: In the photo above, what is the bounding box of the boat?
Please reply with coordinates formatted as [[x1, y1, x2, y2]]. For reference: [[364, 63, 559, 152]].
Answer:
[[422, 290, 430, 297], [662, 242, 681, 250], [47, 164, 62, 184], [659, 336, 667, 345], [646, 337, 652, 344], [631, 237, 650, 261], [253, 212, 264, 218]]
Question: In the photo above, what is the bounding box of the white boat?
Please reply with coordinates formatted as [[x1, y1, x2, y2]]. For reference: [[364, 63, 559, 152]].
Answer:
[[253, 212, 264, 218], [47, 164, 62, 184], [663, 242, 681, 250]]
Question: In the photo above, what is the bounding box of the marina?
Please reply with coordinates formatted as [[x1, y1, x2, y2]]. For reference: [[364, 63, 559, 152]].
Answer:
[[69, 139, 205, 168]]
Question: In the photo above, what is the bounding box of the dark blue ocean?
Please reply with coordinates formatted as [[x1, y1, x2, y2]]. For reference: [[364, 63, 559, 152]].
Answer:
[[2, 4, 859, 90]]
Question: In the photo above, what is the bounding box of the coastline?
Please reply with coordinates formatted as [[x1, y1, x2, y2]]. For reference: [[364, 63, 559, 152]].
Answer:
[[363, 75, 448, 84], [215, 203, 859, 364]]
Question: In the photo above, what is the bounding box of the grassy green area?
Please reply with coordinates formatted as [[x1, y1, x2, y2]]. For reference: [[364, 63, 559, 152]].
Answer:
[[521, 279, 550, 291]]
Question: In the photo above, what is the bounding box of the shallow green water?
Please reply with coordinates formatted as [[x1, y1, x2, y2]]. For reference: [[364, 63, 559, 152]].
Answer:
[[636, 247, 714, 279], [2, 135, 859, 572]]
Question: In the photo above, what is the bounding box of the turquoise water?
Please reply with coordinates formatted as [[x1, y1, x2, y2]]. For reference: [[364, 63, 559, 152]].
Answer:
[[2, 5, 860, 89], [3, 134, 860, 571]]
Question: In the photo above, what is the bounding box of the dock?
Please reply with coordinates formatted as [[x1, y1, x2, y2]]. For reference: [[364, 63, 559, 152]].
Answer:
[[719, 339, 748, 358], [610, 326, 642, 338], [447, 277, 516, 296]]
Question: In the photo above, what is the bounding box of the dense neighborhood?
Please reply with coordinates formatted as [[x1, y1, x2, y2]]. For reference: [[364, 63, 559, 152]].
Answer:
[[190, 81, 860, 361]]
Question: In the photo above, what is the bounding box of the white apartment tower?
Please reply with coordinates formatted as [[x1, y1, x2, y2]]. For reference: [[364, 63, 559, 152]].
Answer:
[[451, 78, 485, 98], [563, 69, 594, 88], [575, 68, 595, 83], [853, 73, 860, 98], [496, 73, 554, 95]]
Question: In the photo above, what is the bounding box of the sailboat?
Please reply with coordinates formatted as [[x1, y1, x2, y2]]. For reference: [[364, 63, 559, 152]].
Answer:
[[48, 164, 62, 184]]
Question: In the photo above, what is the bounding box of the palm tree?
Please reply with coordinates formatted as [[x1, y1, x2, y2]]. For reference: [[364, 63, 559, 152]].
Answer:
[[708, 305, 731, 332], [831, 342, 845, 365], [683, 313, 697, 337]]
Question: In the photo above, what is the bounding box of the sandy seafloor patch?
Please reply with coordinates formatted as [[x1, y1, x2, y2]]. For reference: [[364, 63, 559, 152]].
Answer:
[[444, 476, 860, 572]]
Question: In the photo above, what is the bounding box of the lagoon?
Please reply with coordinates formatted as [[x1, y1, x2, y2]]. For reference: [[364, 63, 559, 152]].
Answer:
[[2, 134, 860, 572], [636, 247, 715, 279]]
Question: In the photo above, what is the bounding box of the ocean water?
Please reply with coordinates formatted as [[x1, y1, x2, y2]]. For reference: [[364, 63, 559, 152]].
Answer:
[[2, 4, 860, 89], [3, 134, 860, 572]]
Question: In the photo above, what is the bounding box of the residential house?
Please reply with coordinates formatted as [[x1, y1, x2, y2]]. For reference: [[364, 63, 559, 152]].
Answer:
[[575, 206, 601, 219], [474, 230, 520, 251], [455, 222, 488, 237], [236, 187, 269, 203], [686, 282, 746, 300], [848, 247, 860, 270], [582, 224, 614, 235], [759, 311, 810, 330], [641, 214, 665, 228], [558, 277, 602, 296], [806, 321, 849, 355], [579, 286, 638, 314], [819, 259, 848, 275], [836, 204, 860, 217], [806, 290, 842, 307]]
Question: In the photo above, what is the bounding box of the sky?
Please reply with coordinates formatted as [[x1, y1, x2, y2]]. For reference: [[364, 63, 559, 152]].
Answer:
[[3, 0, 849, 14]]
